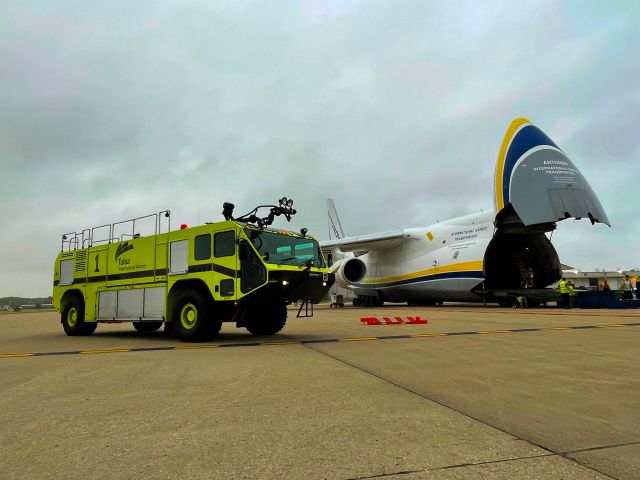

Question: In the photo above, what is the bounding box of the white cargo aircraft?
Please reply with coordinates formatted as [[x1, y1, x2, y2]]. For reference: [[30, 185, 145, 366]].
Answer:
[[322, 118, 610, 306]]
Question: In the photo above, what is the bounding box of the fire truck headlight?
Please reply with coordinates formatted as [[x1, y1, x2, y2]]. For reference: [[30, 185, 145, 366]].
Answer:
[[282, 280, 289, 286], [322, 282, 327, 286]]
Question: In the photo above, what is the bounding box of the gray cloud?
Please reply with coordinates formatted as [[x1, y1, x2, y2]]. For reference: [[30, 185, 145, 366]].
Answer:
[[1, 0, 639, 296]]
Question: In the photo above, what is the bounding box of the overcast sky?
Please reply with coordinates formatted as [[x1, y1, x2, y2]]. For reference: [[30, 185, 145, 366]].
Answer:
[[1, 0, 639, 297]]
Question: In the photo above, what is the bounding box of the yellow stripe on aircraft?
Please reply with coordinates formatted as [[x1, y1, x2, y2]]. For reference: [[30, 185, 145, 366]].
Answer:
[[361, 260, 484, 285], [495, 117, 530, 211]]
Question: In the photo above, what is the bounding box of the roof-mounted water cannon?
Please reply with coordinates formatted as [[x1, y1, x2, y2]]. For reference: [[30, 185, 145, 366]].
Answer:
[[229, 196, 298, 228], [222, 202, 235, 221]]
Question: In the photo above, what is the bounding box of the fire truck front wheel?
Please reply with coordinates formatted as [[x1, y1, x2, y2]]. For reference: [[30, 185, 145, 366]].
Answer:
[[62, 298, 97, 336], [245, 302, 287, 336], [173, 291, 221, 342]]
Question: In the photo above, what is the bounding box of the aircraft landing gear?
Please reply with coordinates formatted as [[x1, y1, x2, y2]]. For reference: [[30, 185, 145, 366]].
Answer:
[[353, 295, 383, 307]]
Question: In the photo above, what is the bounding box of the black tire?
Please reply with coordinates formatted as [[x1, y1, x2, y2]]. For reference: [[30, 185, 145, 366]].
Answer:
[[61, 297, 97, 336], [163, 321, 176, 336], [173, 290, 221, 342], [245, 302, 287, 336], [133, 321, 163, 333]]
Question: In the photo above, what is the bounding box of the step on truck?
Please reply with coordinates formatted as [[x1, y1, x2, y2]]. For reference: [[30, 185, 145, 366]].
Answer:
[[52, 198, 335, 342]]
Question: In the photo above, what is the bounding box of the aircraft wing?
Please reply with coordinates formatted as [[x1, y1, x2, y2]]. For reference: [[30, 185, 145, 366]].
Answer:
[[320, 230, 406, 254]]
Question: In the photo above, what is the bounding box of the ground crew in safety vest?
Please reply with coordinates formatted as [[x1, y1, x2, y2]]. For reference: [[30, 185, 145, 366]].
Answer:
[[558, 277, 571, 309], [567, 281, 575, 308]]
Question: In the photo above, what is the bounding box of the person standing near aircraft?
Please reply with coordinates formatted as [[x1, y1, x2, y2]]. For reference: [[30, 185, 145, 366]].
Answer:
[[558, 278, 570, 309], [567, 281, 576, 308], [599, 278, 611, 291], [620, 275, 633, 300]]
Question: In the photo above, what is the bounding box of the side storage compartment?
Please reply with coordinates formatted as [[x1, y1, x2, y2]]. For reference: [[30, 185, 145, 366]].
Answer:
[[97, 287, 166, 320]]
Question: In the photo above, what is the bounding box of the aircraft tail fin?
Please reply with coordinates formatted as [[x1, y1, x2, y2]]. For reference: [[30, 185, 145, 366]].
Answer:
[[493, 118, 610, 227], [327, 199, 346, 239]]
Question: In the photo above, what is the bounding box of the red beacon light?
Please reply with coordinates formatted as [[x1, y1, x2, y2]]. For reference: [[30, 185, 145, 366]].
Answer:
[[180, 224, 188, 230]]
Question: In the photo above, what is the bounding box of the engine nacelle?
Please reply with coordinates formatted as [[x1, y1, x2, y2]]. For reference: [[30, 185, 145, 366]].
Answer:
[[332, 257, 367, 287]]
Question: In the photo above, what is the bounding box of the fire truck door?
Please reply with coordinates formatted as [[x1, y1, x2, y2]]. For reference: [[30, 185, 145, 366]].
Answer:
[[212, 230, 238, 300]]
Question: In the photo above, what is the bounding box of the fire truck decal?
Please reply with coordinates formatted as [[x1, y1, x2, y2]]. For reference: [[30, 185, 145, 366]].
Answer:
[[115, 242, 134, 260]]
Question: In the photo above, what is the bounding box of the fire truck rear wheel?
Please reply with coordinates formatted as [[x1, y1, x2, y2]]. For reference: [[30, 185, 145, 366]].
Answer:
[[173, 290, 221, 342], [62, 298, 97, 336], [133, 321, 163, 333], [245, 302, 287, 336]]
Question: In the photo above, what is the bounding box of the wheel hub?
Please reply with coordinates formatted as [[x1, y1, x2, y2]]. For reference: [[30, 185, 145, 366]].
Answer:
[[68, 308, 77, 327], [180, 303, 198, 329]]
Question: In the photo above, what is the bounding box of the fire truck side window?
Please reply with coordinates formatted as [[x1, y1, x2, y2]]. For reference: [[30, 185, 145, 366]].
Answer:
[[214, 231, 235, 257], [194, 234, 211, 261]]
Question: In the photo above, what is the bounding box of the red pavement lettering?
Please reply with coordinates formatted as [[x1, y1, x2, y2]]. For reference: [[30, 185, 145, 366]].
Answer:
[[360, 316, 428, 325], [360, 317, 382, 325]]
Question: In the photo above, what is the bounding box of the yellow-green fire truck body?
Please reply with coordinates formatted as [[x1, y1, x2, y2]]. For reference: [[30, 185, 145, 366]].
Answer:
[[53, 210, 334, 341]]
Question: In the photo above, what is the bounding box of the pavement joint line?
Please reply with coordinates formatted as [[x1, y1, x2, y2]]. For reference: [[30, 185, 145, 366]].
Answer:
[[345, 452, 559, 479], [560, 440, 640, 455], [262, 340, 301, 345], [298, 342, 622, 480], [346, 443, 636, 480], [339, 337, 380, 342], [175, 344, 220, 349], [2, 321, 638, 360], [80, 348, 131, 354]]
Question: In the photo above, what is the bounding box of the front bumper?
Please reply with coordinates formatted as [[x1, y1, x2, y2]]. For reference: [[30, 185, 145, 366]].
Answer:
[[249, 270, 335, 304]]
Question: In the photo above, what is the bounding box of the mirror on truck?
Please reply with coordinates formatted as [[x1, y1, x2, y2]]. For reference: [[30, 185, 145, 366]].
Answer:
[[327, 252, 333, 267]]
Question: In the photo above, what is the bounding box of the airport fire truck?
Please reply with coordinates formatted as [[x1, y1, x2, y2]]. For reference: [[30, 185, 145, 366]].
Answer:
[[52, 198, 334, 341]]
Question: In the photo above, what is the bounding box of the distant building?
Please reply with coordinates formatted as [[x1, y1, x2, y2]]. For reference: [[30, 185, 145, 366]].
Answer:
[[559, 266, 638, 291]]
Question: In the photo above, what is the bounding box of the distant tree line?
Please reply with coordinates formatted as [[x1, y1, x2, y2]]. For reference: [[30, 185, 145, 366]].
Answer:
[[0, 297, 53, 309]]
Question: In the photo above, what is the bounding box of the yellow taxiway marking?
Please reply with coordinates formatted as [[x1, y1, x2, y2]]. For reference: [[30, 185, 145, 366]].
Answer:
[[3, 322, 639, 360]]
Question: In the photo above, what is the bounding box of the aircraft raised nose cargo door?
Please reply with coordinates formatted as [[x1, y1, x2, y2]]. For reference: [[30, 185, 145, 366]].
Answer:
[[494, 118, 610, 227]]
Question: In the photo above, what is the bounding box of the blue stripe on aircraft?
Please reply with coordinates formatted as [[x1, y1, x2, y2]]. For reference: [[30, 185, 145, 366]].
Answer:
[[356, 270, 484, 289], [502, 125, 559, 205]]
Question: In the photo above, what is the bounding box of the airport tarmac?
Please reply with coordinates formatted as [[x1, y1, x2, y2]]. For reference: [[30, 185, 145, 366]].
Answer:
[[1, 305, 639, 480]]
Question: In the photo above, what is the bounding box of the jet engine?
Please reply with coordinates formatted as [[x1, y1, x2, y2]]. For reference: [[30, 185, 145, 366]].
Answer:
[[333, 257, 367, 287]]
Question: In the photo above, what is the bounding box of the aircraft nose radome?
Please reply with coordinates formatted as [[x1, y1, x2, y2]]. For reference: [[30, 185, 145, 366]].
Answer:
[[494, 119, 610, 227]]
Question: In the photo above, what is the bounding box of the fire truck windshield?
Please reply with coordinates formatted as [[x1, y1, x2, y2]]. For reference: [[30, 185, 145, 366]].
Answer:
[[244, 228, 325, 268]]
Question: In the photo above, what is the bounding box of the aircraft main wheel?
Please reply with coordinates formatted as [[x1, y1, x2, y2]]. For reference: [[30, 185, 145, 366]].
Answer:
[[133, 321, 163, 333], [62, 298, 97, 336], [173, 291, 221, 342], [245, 302, 287, 336]]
